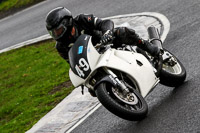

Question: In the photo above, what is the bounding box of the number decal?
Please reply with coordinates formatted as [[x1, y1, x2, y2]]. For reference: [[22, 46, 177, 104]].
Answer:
[[75, 58, 90, 77], [75, 65, 84, 77], [79, 58, 89, 71]]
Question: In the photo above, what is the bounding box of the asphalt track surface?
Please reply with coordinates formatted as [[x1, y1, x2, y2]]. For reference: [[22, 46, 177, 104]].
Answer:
[[1, 0, 200, 133]]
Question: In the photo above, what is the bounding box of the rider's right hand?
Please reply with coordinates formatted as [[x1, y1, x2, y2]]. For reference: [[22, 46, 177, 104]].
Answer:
[[100, 30, 114, 45]]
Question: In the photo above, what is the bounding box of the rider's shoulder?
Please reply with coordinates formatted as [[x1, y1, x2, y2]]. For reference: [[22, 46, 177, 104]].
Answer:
[[75, 14, 95, 21]]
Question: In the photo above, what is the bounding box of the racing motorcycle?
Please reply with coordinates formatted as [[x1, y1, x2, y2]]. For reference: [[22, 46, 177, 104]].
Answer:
[[68, 26, 186, 121]]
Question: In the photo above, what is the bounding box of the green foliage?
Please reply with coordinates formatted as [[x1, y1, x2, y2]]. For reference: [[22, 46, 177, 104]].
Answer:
[[0, 40, 73, 133], [0, 0, 44, 11]]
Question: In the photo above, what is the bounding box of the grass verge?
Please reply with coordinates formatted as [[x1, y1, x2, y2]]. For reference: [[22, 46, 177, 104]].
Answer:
[[0, 0, 46, 19], [0, 40, 73, 133]]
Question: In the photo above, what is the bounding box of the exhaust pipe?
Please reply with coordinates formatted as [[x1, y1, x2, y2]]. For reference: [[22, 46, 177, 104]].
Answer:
[[147, 26, 163, 50]]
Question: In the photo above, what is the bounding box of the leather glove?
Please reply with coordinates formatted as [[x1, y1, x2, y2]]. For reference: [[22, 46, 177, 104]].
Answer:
[[100, 30, 114, 45]]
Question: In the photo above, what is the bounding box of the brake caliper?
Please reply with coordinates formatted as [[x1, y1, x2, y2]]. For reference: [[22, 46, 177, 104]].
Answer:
[[162, 51, 177, 66]]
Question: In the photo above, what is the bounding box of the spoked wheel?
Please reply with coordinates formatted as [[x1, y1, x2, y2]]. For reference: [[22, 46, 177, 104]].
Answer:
[[159, 49, 186, 87], [95, 81, 148, 121]]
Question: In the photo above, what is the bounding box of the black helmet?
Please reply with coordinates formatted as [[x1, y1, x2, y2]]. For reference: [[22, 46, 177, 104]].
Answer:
[[46, 7, 73, 40]]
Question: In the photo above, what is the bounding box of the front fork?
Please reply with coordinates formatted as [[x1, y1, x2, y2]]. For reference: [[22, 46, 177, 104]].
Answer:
[[103, 67, 130, 95]]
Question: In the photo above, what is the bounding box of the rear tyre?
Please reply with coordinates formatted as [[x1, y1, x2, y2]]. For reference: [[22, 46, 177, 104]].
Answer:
[[95, 82, 148, 121], [160, 50, 186, 87]]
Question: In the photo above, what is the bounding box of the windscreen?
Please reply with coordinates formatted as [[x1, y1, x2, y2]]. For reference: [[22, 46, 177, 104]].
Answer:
[[68, 34, 92, 79]]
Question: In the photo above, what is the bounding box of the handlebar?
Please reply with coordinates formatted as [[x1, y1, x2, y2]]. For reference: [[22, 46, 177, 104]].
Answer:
[[95, 36, 115, 49], [148, 26, 163, 50], [94, 43, 102, 49]]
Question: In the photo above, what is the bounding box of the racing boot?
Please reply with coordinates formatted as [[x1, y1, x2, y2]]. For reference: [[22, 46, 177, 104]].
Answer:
[[117, 27, 160, 57], [113, 27, 161, 57], [138, 39, 161, 57]]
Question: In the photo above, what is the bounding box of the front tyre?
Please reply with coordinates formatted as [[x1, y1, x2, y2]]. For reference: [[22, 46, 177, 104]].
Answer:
[[95, 82, 148, 121], [160, 49, 186, 87]]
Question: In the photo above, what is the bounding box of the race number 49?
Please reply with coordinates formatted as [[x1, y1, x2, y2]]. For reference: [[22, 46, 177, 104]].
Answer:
[[75, 58, 89, 77]]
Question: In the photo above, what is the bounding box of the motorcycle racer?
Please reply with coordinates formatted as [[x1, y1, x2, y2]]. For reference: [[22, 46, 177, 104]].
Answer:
[[45, 7, 160, 62]]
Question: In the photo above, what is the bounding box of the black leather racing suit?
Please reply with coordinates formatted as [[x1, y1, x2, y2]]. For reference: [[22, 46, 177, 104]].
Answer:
[[55, 14, 156, 62]]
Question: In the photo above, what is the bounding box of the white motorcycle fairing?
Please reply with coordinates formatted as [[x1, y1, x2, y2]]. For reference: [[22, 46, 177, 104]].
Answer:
[[69, 35, 159, 97]]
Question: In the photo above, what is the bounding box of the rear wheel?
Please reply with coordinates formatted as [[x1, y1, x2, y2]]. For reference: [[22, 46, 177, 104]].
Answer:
[[95, 82, 148, 121], [160, 50, 186, 87]]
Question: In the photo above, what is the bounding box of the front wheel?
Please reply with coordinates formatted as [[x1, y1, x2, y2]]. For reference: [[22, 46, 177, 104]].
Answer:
[[95, 82, 148, 121], [159, 49, 186, 87]]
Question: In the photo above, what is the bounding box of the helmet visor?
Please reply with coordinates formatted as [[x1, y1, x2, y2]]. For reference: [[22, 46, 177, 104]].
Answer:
[[48, 23, 67, 39]]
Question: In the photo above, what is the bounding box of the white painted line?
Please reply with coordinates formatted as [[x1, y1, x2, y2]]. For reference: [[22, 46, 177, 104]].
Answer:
[[104, 12, 170, 42], [0, 34, 51, 54], [65, 103, 101, 133], [0, 12, 170, 55]]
